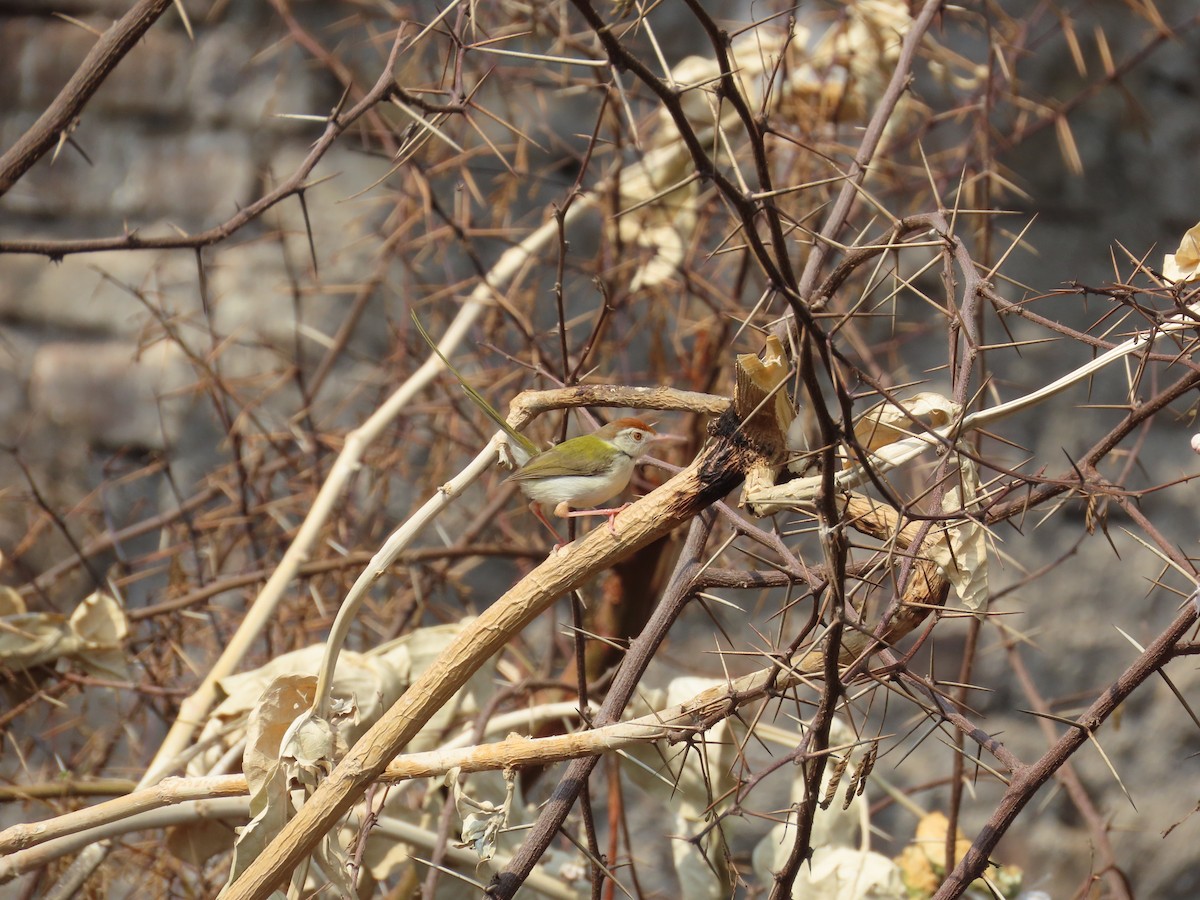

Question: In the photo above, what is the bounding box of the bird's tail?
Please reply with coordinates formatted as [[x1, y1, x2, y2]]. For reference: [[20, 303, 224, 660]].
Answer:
[[411, 312, 538, 462]]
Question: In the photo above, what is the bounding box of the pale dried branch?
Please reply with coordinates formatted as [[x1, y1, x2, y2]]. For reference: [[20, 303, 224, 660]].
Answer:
[[141, 182, 589, 791], [221, 421, 751, 898]]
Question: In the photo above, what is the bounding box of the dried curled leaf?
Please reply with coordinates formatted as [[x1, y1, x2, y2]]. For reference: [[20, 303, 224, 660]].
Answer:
[[771, 847, 905, 900], [243, 675, 319, 801], [617, 161, 698, 291], [219, 675, 312, 896], [1164, 220, 1200, 283], [177, 643, 404, 871], [453, 768, 515, 863], [456, 804, 504, 862], [187, 618, 489, 780], [925, 456, 990, 612], [187, 643, 407, 780], [736, 335, 796, 504], [220, 675, 357, 898], [180, 620, 495, 881], [0, 589, 128, 677], [0, 585, 22, 616], [850, 392, 961, 464], [612, 2, 943, 294], [895, 811, 1022, 898]]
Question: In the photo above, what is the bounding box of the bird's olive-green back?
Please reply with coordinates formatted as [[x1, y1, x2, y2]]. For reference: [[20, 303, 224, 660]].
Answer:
[[507, 434, 617, 480]]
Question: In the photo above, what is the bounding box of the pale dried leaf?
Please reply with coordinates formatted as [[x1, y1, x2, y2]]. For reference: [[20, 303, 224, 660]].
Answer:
[[0, 585, 24, 616], [0, 589, 128, 676], [279, 709, 338, 791], [897, 811, 1021, 896], [780, 847, 905, 900], [914, 811, 970, 865], [628, 211, 693, 290], [216, 762, 291, 897], [797, 0, 926, 136], [189, 639, 411, 776], [458, 808, 503, 862], [219, 643, 407, 728], [69, 591, 130, 678], [852, 392, 960, 457], [1163, 220, 1200, 283], [0, 611, 70, 669], [925, 456, 989, 611], [222, 675, 355, 898], [219, 676, 316, 896], [177, 672, 324, 865], [453, 770, 515, 863], [244, 675, 318, 809], [192, 622, 490, 873], [70, 590, 127, 645], [167, 817, 240, 868], [617, 163, 698, 291]]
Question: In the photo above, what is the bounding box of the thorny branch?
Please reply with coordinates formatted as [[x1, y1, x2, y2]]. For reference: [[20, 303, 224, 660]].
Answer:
[[0, 0, 175, 195]]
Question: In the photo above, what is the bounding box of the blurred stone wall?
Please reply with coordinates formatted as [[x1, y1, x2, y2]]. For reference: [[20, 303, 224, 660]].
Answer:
[[0, 1, 399, 590]]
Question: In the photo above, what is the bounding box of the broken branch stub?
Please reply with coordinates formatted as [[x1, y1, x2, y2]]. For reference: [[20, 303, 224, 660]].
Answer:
[[734, 334, 795, 505]]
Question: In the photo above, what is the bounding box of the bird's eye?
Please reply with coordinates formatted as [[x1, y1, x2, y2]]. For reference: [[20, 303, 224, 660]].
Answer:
[[633, 432, 644, 441]]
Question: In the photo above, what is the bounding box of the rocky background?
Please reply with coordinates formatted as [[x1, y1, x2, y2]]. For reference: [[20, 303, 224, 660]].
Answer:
[[2, 1, 1200, 898], [0, 1, 402, 588]]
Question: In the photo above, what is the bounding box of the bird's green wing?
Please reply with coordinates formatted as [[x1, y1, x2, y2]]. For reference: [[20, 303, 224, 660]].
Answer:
[[508, 438, 612, 480], [412, 312, 538, 458]]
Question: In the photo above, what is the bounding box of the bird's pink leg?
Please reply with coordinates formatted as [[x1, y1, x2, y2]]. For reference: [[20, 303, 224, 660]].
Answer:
[[560, 502, 633, 536], [530, 501, 567, 548]]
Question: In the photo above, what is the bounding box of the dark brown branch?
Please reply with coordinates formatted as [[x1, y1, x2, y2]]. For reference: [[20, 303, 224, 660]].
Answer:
[[679, 0, 797, 292], [932, 605, 1198, 898], [565, 0, 791, 296], [0, 32, 408, 257], [487, 512, 717, 899], [789, 0, 947, 309], [1002, 639, 1134, 900], [0, 0, 174, 196]]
